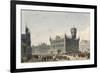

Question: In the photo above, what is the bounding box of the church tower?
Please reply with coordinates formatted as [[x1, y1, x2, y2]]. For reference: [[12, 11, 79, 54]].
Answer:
[[25, 26, 31, 46], [71, 27, 77, 39]]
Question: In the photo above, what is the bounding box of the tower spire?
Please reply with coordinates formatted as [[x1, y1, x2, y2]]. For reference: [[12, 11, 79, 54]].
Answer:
[[25, 22, 29, 33], [49, 36, 52, 41]]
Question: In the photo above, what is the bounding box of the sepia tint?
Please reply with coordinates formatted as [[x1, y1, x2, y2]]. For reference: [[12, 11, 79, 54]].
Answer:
[[21, 10, 90, 63]]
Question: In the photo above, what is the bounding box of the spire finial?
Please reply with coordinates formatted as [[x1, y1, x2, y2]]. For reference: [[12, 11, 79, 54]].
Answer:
[[25, 22, 29, 33]]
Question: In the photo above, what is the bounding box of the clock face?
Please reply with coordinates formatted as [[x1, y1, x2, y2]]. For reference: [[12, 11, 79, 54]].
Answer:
[[71, 29, 74, 32], [71, 28, 77, 33], [71, 29, 75, 33]]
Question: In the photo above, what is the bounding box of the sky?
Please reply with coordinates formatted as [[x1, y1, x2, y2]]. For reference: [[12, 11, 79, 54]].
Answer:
[[21, 10, 90, 46]]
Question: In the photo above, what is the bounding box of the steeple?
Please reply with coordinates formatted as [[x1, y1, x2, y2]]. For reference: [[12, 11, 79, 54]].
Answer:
[[49, 36, 52, 41], [26, 25, 29, 33], [64, 33, 67, 38], [25, 24, 31, 46]]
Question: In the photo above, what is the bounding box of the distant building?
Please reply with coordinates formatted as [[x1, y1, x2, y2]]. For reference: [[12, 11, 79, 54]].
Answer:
[[32, 43, 50, 55], [50, 27, 80, 54], [79, 40, 90, 53], [21, 26, 32, 62]]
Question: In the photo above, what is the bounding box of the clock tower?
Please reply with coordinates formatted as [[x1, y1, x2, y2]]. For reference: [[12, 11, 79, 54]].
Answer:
[[71, 27, 77, 39]]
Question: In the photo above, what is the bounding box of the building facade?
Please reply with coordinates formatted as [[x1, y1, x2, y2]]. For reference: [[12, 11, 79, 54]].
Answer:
[[50, 35, 66, 54], [32, 43, 50, 55], [21, 26, 32, 62], [50, 27, 80, 54]]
